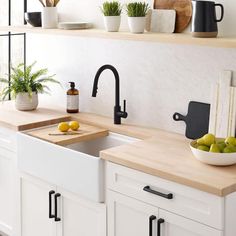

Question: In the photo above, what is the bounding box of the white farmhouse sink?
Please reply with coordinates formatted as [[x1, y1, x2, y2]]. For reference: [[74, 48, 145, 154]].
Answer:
[[17, 132, 139, 203]]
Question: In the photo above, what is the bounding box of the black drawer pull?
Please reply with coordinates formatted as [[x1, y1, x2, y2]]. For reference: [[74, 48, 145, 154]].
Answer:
[[49, 190, 55, 219], [143, 186, 173, 199], [157, 218, 165, 236], [54, 193, 61, 222], [149, 215, 156, 236]]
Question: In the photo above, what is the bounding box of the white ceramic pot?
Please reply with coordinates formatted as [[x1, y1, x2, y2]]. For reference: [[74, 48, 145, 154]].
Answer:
[[42, 7, 58, 29], [103, 16, 121, 32], [15, 92, 38, 111], [128, 16, 146, 34]]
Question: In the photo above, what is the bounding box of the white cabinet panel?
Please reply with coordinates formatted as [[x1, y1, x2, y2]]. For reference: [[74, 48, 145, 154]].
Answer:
[[20, 175, 56, 236], [107, 190, 158, 236], [0, 149, 16, 236], [159, 209, 223, 236], [57, 188, 106, 236]]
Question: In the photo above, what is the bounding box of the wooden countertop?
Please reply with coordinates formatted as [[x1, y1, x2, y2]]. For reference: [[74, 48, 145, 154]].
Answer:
[[0, 101, 70, 131], [1, 101, 236, 196]]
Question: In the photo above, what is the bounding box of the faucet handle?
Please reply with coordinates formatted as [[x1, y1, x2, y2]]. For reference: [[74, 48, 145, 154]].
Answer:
[[122, 100, 128, 118], [123, 100, 126, 113]]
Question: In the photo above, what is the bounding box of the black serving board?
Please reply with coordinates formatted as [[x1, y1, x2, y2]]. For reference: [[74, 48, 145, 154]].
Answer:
[[173, 101, 210, 139]]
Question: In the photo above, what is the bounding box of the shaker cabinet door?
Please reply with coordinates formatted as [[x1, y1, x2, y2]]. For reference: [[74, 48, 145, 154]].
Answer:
[[107, 190, 159, 236], [158, 209, 223, 236], [20, 175, 56, 236], [56, 187, 106, 236]]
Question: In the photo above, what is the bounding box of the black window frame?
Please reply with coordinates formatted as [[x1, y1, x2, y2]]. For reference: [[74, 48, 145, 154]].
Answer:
[[0, 0, 27, 100]]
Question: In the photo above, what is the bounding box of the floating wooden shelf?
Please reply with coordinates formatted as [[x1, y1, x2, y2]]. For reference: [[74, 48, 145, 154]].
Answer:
[[1, 25, 236, 48]]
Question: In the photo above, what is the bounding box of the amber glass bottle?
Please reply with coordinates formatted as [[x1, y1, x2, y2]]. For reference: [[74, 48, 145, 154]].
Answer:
[[67, 82, 79, 113]]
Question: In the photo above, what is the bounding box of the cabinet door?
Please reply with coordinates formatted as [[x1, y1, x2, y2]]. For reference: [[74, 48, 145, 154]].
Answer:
[[20, 174, 57, 236], [159, 209, 223, 236], [107, 190, 159, 236], [56, 188, 106, 236], [0, 149, 16, 236]]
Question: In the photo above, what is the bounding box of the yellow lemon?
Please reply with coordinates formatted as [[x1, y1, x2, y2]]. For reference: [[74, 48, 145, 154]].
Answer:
[[69, 121, 80, 131], [58, 122, 70, 132]]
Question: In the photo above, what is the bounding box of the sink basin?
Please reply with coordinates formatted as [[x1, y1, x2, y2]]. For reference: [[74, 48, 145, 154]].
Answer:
[[17, 131, 139, 203], [66, 132, 139, 157]]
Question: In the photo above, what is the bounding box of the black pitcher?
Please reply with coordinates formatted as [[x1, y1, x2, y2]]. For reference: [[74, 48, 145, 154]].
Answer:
[[191, 0, 224, 38]]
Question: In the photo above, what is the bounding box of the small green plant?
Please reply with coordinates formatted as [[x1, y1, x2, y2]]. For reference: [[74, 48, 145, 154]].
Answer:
[[101, 1, 122, 16], [39, 0, 60, 7], [126, 2, 149, 17], [0, 62, 60, 100]]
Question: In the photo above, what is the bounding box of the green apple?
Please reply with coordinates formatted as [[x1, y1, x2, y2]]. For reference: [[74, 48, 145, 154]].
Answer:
[[209, 144, 220, 153], [203, 133, 216, 147]]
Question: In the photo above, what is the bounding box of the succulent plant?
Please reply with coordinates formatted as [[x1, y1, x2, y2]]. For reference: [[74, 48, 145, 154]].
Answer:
[[101, 1, 122, 16], [126, 2, 150, 17]]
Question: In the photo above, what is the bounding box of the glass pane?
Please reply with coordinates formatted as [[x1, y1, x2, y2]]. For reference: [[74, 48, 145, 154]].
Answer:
[[0, 0, 24, 100]]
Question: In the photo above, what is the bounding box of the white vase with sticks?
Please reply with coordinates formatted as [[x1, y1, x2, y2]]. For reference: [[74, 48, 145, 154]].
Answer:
[[39, 0, 60, 29]]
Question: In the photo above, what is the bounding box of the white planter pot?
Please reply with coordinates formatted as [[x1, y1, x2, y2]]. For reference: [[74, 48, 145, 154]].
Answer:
[[128, 16, 146, 34], [15, 92, 38, 111], [103, 16, 121, 32], [42, 7, 58, 29]]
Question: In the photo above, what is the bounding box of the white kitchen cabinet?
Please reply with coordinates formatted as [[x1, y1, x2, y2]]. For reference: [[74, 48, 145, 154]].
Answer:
[[56, 187, 106, 236], [0, 148, 16, 236], [106, 162, 224, 236], [107, 190, 222, 236], [159, 209, 223, 236], [20, 174, 57, 236], [0, 128, 18, 236], [107, 190, 158, 236], [20, 173, 106, 236]]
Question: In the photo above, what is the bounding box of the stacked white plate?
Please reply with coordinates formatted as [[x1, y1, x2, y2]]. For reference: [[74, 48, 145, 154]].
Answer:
[[58, 22, 92, 30]]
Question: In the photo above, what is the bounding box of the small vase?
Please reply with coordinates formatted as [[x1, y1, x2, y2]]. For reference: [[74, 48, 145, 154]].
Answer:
[[15, 92, 38, 111], [42, 7, 58, 29], [128, 16, 146, 34], [103, 16, 121, 32]]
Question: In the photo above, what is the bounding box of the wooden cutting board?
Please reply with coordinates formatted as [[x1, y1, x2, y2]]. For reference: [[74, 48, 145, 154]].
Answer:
[[154, 0, 192, 33], [26, 123, 109, 146]]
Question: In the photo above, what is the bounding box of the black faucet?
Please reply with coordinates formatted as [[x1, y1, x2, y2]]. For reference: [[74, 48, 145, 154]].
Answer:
[[92, 64, 128, 125]]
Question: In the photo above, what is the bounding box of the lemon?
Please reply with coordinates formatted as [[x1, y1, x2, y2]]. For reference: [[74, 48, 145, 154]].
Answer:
[[69, 121, 80, 131], [58, 122, 70, 132]]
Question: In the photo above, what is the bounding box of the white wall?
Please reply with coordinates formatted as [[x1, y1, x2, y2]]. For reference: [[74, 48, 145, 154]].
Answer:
[[26, 0, 236, 135]]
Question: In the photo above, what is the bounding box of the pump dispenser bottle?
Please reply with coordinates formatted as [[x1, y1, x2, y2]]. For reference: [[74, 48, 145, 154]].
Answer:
[[67, 82, 79, 113]]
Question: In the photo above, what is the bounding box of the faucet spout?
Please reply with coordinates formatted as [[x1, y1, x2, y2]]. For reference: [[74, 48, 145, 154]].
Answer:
[[91, 64, 128, 125]]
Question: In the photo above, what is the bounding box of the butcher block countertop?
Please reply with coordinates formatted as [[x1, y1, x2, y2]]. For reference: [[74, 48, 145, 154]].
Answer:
[[1, 101, 236, 197], [0, 101, 70, 131]]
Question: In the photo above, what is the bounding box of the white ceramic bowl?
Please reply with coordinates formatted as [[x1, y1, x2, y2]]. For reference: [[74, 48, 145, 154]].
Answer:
[[190, 140, 236, 166]]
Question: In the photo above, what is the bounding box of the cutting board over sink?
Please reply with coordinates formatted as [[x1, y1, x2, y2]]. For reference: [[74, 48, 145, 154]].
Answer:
[[25, 123, 109, 146]]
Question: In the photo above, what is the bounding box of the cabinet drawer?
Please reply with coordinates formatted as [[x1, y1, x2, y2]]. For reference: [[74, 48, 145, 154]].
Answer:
[[106, 162, 223, 230], [0, 128, 16, 152]]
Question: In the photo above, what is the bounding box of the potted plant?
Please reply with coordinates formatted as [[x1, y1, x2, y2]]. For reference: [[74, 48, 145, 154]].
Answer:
[[126, 2, 149, 34], [39, 0, 60, 29], [0, 62, 60, 111], [101, 1, 122, 32]]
